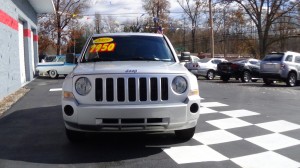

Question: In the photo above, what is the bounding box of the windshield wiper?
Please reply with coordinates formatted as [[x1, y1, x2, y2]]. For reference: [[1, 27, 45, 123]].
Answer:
[[123, 57, 162, 61], [86, 57, 116, 62]]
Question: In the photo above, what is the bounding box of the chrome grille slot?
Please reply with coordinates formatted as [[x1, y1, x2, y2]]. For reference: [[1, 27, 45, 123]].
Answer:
[[106, 78, 114, 102], [128, 78, 136, 101], [95, 78, 103, 101], [95, 77, 169, 102], [150, 78, 158, 101], [117, 78, 125, 101]]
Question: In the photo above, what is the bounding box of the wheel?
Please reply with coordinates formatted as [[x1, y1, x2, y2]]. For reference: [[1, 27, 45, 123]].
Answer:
[[221, 75, 230, 82], [241, 71, 251, 83], [206, 70, 215, 80], [65, 128, 84, 142], [286, 72, 297, 87], [175, 127, 195, 141], [263, 78, 273, 85], [49, 70, 59, 79]]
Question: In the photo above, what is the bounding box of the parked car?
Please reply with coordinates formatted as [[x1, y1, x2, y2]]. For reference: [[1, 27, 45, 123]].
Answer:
[[36, 54, 77, 78], [179, 53, 199, 66], [260, 51, 300, 87], [217, 58, 261, 82], [43, 55, 56, 62], [185, 58, 227, 80], [61, 33, 201, 142]]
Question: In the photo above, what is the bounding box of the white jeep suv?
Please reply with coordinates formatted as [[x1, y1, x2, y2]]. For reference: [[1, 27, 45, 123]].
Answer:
[[62, 33, 200, 142]]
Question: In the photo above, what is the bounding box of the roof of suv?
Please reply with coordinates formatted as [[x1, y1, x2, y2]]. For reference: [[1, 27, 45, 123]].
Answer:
[[92, 33, 164, 38]]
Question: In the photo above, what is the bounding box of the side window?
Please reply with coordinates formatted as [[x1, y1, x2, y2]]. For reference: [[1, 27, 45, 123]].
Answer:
[[285, 55, 293, 62], [249, 61, 258, 65], [295, 56, 300, 63], [213, 60, 221, 64]]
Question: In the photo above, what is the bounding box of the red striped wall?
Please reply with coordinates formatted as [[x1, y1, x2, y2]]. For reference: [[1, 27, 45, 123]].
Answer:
[[23, 29, 31, 37], [33, 34, 38, 42], [0, 10, 18, 31]]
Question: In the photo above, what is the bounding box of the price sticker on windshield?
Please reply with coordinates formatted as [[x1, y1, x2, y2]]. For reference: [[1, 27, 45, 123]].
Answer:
[[89, 43, 116, 53]]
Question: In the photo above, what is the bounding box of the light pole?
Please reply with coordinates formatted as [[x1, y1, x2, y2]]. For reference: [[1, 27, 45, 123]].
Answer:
[[209, 0, 214, 58]]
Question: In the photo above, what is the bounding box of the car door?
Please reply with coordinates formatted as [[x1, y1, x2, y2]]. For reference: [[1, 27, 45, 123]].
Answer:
[[294, 56, 300, 80], [211, 59, 221, 71], [248, 59, 261, 77]]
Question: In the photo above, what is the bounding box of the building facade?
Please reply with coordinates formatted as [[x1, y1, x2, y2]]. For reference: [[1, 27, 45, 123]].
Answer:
[[0, 0, 54, 100]]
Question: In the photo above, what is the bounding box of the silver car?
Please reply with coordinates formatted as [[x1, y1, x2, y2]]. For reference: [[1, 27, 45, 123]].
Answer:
[[185, 58, 227, 80], [260, 51, 300, 87]]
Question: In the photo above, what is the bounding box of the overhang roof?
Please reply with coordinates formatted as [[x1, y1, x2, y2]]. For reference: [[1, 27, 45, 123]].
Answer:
[[28, 0, 55, 14]]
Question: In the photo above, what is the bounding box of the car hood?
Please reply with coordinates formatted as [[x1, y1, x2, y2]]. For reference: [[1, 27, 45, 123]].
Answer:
[[72, 61, 188, 75]]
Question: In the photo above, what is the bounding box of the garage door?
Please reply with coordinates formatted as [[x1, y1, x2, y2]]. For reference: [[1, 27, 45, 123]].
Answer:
[[18, 21, 26, 84]]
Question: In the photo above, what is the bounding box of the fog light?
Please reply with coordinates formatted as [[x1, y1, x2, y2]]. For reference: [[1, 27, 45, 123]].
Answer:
[[64, 105, 74, 116], [190, 103, 199, 113]]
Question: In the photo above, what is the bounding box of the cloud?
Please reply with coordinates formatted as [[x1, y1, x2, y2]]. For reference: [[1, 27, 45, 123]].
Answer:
[[85, 0, 184, 23]]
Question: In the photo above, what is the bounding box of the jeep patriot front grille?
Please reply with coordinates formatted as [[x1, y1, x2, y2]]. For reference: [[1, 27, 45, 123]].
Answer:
[[95, 77, 168, 102]]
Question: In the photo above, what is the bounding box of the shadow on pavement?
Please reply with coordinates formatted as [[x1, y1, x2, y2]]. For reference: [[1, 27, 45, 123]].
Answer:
[[0, 106, 184, 164]]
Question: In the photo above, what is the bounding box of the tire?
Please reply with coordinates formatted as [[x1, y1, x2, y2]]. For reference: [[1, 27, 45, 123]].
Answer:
[[49, 70, 59, 79], [175, 127, 195, 141], [206, 70, 215, 80], [221, 75, 230, 82], [263, 78, 273, 85], [65, 128, 84, 142], [241, 71, 251, 83], [286, 72, 297, 87]]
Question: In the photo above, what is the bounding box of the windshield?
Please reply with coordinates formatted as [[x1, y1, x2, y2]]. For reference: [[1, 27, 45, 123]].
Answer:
[[81, 36, 175, 62], [263, 54, 284, 61]]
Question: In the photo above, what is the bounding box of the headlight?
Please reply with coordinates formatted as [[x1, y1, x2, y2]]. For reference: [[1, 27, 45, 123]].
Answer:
[[75, 77, 92, 96], [172, 76, 188, 94]]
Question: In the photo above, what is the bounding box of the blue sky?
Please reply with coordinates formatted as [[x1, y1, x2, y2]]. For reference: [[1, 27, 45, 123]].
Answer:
[[85, 0, 184, 23]]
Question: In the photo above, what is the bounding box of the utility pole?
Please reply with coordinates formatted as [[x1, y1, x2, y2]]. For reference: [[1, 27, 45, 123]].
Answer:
[[209, 0, 214, 58], [223, 8, 226, 58], [184, 17, 186, 51]]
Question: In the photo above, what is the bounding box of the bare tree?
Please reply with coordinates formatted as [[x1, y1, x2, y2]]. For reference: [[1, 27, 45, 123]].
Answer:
[[142, 0, 170, 32], [38, 0, 88, 55], [228, 0, 300, 58], [94, 12, 102, 34], [177, 0, 205, 53]]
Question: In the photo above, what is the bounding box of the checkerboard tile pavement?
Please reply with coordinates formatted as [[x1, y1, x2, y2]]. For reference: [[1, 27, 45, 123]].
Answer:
[[163, 101, 300, 168]]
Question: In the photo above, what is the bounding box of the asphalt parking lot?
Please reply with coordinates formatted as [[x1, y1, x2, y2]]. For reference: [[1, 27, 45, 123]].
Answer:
[[0, 77, 300, 168]]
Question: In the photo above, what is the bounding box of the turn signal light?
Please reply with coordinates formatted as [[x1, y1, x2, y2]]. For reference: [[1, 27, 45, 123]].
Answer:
[[63, 91, 74, 98], [188, 89, 199, 96]]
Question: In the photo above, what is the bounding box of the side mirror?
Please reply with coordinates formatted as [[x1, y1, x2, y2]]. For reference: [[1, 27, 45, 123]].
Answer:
[[181, 52, 191, 62]]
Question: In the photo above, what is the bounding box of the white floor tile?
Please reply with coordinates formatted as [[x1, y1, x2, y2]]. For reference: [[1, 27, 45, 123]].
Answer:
[[49, 88, 62, 92], [201, 102, 228, 108], [256, 120, 300, 133], [231, 151, 300, 168], [193, 130, 242, 145], [220, 109, 260, 118], [163, 145, 228, 164], [246, 133, 300, 150], [199, 107, 218, 114], [206, 118, 252, 130]]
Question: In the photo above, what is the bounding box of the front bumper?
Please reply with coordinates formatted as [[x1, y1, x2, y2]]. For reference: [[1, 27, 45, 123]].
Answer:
[[62, 96, 200, 132]]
